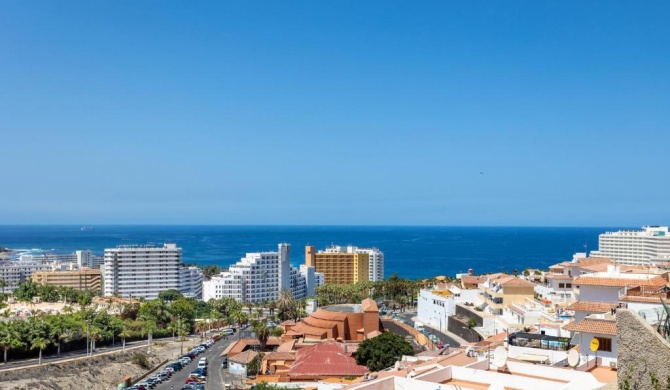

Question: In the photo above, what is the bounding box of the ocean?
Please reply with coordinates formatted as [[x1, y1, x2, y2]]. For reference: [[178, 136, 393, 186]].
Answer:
[[0, 225, 620, 280]]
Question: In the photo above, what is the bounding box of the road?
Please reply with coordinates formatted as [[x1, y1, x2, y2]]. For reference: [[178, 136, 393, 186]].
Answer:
[[156, 331, 244, 390], [394, 309, 463, 348]]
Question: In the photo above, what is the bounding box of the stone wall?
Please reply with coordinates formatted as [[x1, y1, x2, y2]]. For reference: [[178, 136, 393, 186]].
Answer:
[[617, 309, 670, 389]]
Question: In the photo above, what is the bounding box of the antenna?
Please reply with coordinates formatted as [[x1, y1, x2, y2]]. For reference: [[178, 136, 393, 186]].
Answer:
[[567, 349, 579, 367], [492, 346, 508, 368]]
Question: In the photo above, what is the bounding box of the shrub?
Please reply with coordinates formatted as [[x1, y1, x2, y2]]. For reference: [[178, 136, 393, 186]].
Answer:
[[131, 352, 150, 369]]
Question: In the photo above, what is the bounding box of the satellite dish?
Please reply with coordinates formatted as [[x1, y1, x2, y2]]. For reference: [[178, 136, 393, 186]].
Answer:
[[492, 346, 508, 367], [488, 383, 505, 390], [567, 349, 579, 367]]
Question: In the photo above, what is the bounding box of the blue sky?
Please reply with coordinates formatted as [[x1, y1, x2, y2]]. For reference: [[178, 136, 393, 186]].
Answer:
[[1, 1, 668, 226]]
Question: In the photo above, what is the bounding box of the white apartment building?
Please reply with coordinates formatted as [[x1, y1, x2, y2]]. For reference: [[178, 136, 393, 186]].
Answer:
[[321, 245, 385, 281], [202, 243, 323, 303], [590, 226, 670, 266], [102, 243, 182, 300], [180, 266, 204, 299], [76, 250, 104, 269], [417, 289, 456, 332], [0, 260, 52, 292]]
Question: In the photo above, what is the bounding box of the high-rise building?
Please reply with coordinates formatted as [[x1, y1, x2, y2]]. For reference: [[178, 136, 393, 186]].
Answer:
[[102, 243, 182, 300], [0, 260, 52, 292], [202, 243, 323, 303], [76, 250, 104, 269], [180, 266, 204, 299], [356, 247, 384, 282], [590, 226, 670, 266], [305, 245, 369, 285]]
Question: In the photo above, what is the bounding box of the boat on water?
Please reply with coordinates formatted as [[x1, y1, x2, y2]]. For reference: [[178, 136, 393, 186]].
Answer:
[[80, 226, 95, 231]]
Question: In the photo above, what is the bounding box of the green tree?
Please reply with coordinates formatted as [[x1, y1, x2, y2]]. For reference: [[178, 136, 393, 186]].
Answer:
[[202, 265, 222, 280], [158, 289, 183, 302], [119, 327, 132, 351], [276, 289, 297, 321], [31, 337, 50, 365], [252, 321, 270, 351], [0, 321, 24, 364], [355, 332, 414, 371]]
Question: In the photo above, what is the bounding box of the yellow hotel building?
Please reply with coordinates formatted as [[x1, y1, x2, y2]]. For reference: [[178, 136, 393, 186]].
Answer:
[[305, 245, 369, 285], [32, 268, 102, 291]]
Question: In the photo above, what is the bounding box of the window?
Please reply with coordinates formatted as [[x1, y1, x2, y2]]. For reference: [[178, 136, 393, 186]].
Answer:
[[595, 337, 612, 352], [566, 283, 572, 288], [559, 283, 565, 288]]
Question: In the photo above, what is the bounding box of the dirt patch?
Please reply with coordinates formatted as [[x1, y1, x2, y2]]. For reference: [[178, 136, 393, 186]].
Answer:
[[0, 338, 192, 390]]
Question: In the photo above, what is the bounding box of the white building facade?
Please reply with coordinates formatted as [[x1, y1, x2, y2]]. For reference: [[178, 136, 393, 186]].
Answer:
[[202, 243, 323, 303], [180, 266, 204, 299], [590, 226, 670, 266], [417, 289, 456, 333], [102, 243, 182, 300]]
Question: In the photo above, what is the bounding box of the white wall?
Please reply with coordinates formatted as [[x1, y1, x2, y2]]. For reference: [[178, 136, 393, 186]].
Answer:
[[229, 361, 247, 376], [571, 331, 617, 365], [417, 290, 455, 332], [577, 285, 622, 302]]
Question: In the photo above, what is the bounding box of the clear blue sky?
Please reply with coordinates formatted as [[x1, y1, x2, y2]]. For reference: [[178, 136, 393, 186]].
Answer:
[[1, 1, 668, 226]]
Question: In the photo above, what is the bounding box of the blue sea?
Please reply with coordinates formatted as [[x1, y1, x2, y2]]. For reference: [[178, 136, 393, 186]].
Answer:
[[0, 225, 622, 280]]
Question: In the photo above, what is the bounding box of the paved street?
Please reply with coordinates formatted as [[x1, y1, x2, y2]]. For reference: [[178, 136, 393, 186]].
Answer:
[[156, 331, 244, 390], [394, 309, 464, 348]]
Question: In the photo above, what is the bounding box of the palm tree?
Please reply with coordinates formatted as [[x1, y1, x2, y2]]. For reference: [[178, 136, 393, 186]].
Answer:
[[89, 326, 101, 354], [252, 321, 270, 351], [196, 320, 208, 340], [141, 320, 157, 346], [277, 289, 297, 321], [119, 328, 131, 351], [267, 300, 276, 316], [0, 321, 24, 364], [31, 337, 50, 365]]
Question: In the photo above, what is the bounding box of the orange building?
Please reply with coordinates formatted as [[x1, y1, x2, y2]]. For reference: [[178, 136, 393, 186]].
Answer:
[[287, 298, 381, 341], [305, 245, 368, 285]]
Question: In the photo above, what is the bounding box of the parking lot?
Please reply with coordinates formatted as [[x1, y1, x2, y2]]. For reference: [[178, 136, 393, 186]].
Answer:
[[134, 330, 242, 390]]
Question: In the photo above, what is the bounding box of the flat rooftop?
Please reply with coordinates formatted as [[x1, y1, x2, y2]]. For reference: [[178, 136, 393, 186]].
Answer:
[[323, 304, 363, 313]]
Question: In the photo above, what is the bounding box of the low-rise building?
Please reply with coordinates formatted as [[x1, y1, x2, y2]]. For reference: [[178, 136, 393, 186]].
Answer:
[[479, 274, 535, 315]]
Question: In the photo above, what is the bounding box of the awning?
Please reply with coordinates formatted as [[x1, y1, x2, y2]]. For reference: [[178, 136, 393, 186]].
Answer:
[[515, 353, 550, 363]]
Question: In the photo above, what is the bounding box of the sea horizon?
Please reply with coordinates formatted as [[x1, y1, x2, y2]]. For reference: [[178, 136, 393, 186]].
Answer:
[[0, 225, 631, 280]]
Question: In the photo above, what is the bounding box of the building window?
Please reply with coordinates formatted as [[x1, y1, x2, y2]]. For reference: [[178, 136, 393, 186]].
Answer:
[[595, 337, 612, 352], [559, 283, 565, 288]]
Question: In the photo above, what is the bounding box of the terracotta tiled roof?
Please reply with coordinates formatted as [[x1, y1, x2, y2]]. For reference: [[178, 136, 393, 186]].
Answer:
[[280, 320, 296, 326], [500, 277, 535, 287], [546, 274, 573, 280], [563, 318, 616, 336], [461, 275, 486, 284], [620, 295, 667, 303], [565, 301, 619, 313], [289, 341, 368, 378], [579, 257, 613, 266], [579, 263, 612, 273], [574, 275, 667, 288], [264, 352, 297, 361], [230, 350, 258, 364]]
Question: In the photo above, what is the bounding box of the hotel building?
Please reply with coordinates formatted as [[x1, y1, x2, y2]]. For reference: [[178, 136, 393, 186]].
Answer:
[[102, 243, 182, 300], [32, 268, 102, 291], [202, 243, 323, 303], [305, 245, 370, 285], [590, 226, 670, 266]]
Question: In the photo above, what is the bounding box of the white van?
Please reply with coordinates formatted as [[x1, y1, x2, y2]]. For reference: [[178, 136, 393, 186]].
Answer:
[[198, 357, 208, 367], [223, 328, 234, 336]]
